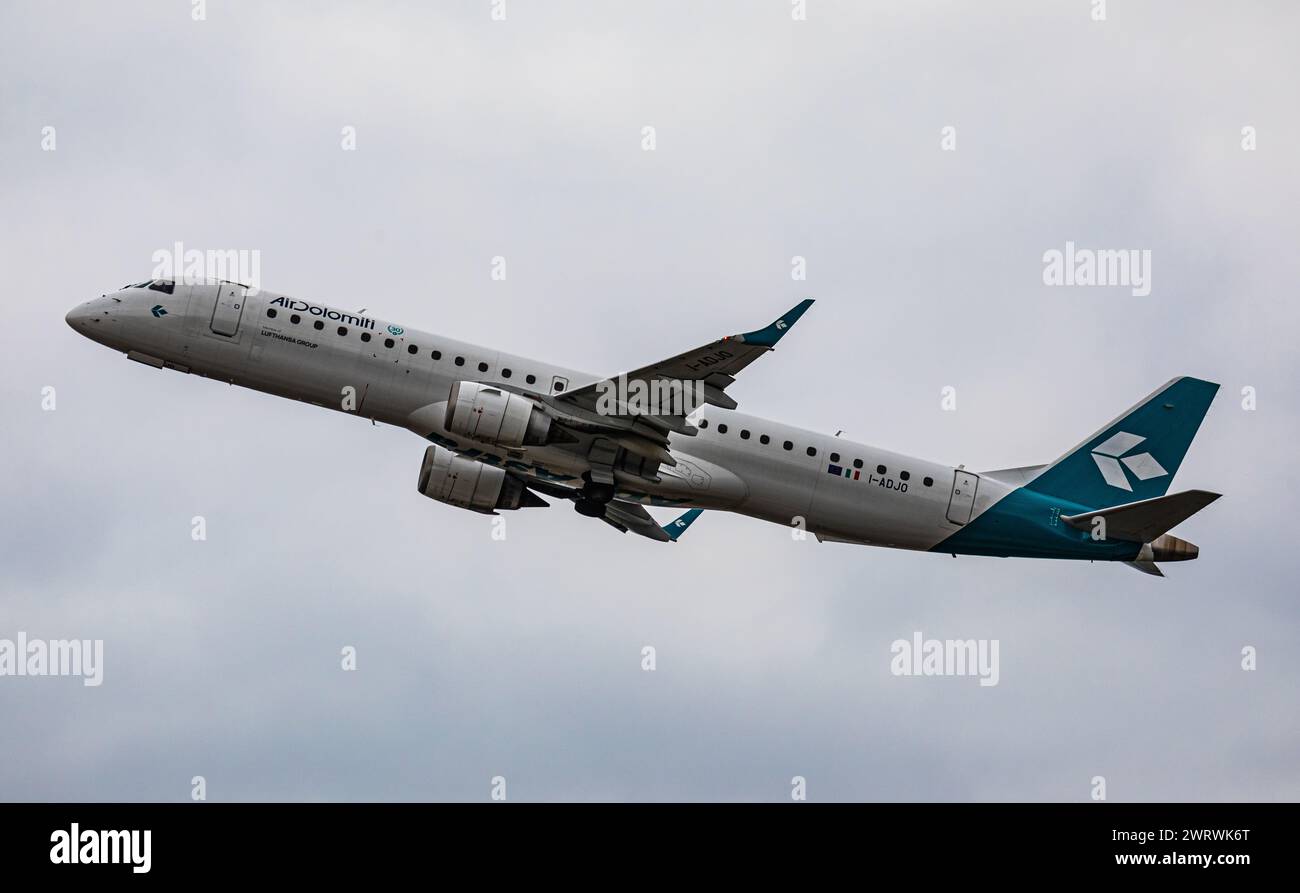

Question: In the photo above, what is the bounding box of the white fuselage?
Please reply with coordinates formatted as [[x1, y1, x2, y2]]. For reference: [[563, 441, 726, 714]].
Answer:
[[68, 282, 1012, 552]]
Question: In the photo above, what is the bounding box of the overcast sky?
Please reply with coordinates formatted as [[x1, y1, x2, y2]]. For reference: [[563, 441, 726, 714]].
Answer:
[[1, 0, 1297, 801]]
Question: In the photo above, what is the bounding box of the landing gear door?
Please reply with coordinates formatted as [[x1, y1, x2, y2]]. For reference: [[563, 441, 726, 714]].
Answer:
[[210, 282, 247, 336], [946, 471, 979, 525]]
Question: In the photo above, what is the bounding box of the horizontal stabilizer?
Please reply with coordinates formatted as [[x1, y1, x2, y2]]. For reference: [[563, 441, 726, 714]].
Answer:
[[1060, 489, 1220, 543], [1124, 560, 1165, 577]]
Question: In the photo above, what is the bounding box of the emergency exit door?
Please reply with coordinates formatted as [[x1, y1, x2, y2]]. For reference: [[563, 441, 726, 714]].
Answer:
[[210, 282, 247, 336], [946, 471, 979, 525]]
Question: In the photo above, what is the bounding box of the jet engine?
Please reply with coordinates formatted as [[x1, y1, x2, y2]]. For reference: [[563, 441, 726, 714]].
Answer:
[[416, 444, 545, 513], [444, 381, 552, 447]]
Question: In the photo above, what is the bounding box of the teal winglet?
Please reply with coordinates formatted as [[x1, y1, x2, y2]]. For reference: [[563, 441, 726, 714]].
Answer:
[[662, 508, 703, 542], [738, 298, 814, 347]]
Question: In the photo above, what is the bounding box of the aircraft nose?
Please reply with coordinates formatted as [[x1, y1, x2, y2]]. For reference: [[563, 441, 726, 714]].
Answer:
[[66, 300, 109, 337]]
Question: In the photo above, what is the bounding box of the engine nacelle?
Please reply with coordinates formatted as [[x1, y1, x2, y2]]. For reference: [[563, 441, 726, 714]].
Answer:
[[417, 444, 534, 513], [444, 381, 551, 448]]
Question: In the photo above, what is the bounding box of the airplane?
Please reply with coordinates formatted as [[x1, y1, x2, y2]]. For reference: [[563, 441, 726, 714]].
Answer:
[[66, 279, 1221, 575]]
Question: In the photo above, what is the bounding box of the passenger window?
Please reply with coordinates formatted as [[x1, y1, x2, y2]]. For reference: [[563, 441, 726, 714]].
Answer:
[[783, 441, 793, 451], [432, 350, 441, 360], [923, 477, 934, 487], [313, 320, 324, 330], [337, 326, 348, 336], [290, 314, 301, 324], [830, 452, 840, 463], [266, 308, 277, 319], [526, 374, 536, 384], [900, 471, 910, 481], [455, 357, 465, 366], [384, 338, 395, 348], [760, 434, 770, 445], [876, 465, 886, 475], [717, 424, 728, 434], [807, 447, 817, 457], [361, 332, 371, 342], [407, 344, 418, 354], [698, 419, 709, 429], [853, 459, 863, 469], [502, 368, 512, 378], [740, 430, 750, 440], [478, 362, 488, 372]]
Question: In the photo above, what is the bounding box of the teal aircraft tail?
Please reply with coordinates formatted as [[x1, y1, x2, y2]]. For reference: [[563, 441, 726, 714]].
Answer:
[[1025, 377, 1219, 509]]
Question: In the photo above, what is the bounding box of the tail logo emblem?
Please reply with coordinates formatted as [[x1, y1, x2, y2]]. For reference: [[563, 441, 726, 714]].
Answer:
[[1091, 431, 1167, 491]]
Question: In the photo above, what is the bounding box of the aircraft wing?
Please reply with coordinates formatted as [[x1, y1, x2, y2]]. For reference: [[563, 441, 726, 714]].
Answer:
[[515, 475, 703, 543], [600, 502, 700, 542], [554, 298, 814, 433], [498, 300, 812, 492]]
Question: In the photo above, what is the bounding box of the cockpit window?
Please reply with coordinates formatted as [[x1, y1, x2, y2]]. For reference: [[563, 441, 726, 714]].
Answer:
[[123, 281, 153, 289], [147, 279, 175, 294]]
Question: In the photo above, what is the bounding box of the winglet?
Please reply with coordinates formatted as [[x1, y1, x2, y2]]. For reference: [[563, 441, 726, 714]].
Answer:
[[662, 508, 703, 542], [735, 298, 814, 348]]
